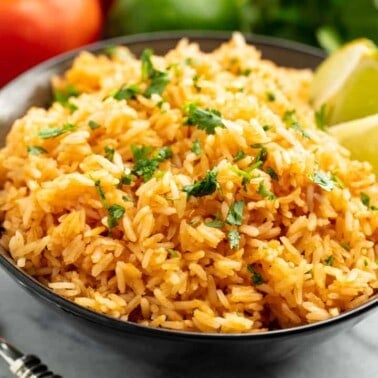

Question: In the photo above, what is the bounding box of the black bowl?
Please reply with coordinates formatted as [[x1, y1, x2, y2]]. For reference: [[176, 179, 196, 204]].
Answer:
[[0, 32, 376, 371]]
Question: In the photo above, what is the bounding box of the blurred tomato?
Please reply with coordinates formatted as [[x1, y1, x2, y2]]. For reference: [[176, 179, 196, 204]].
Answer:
[[0, 0, 103, 87]]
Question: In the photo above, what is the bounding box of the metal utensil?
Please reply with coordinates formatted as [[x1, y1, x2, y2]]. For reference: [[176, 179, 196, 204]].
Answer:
[[0, 337, 61, 378]]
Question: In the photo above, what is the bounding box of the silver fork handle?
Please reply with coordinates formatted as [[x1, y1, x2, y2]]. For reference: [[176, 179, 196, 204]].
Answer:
[[0, 338, 61, 378]]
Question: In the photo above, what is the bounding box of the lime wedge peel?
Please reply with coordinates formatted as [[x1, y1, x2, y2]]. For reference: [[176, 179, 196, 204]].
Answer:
[[310, 39, 378, 125], [329, 114, 378, 174]]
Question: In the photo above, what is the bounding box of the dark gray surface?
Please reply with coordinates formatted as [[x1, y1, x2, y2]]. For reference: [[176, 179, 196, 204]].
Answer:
[[0, 269, 377, 378]]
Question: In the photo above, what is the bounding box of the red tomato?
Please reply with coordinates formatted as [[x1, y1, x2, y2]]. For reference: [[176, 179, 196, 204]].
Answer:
[[0, 0, 103, 87]]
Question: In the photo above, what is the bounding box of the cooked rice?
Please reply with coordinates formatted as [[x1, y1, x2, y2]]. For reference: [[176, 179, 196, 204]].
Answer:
[[0, 34, 377, 333]]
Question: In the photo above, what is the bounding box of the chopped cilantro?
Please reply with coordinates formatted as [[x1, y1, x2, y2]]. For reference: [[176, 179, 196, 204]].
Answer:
[[233, 150, 246, 162], [226, 200, 245, 226], [360, 192, 378, 210], [231, 166, 256, 189], [120, 174, 132, 186], [131, 145, 172, 182], [191, 139, 202, 156], [262, 125, 271, 131], [364, 259, 368, 267], [107, 204, 125, 230], [122, 195, 134, 202], [330, 173, 345, 189], [240, 68, 251, 76], [193, 75, 201, 92], [113, 84, 140, 100], [247, 265, 264, 285], [53, 85, 79, 112], [266, 167, 278, 181], [88, 120, 100, 130], [315, 104, 327, 131], [94, 180, 125, 230], [183, 169, 218, 197], [340, 242, 351, 251], [141, 49, 170, 97], [205, 219, 225, 228], [266, 91, 276, 101], [324, 255, 334, 266], [104, 146, 115, 161], [227, 230, 240, 249], [167, 248, 180, 258], [38, 123, 76, 139], [258, 181, 276, 200], [251, 143, 268, 164], [186, 104, 225, 135], [311, 170, 336, 192], [283, 110, 310, 139], [27, 146, 47, 155]]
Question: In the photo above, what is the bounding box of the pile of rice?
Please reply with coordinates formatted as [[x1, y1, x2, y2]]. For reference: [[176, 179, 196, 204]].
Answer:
[[0, 34, 377, 333]]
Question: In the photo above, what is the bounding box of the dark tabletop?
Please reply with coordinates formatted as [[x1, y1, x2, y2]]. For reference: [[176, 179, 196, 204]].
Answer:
[[0, 268, 377, 378]]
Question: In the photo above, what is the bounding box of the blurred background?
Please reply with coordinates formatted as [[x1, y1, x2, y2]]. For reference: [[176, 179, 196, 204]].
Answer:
[[0, 0, 377, 87]]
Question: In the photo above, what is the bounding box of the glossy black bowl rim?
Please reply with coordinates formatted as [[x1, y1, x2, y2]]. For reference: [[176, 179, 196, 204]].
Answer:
[[0, 31, 376, 341]]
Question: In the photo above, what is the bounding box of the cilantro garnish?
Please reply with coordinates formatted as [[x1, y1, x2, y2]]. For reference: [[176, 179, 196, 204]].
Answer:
[[266, 91, 276, 101], [315, 104, 327, 131], [104, 146, 115, 161], [185, 104, 225, 135], [107, 204, 126, 229], [53, 85, 79, 112], [183, 169, 218, 197], [193, 75, 201, 92], [131, 145, 172, 182], [27, 146, 47, 155], [205, 219, 225, 228], [251, 144, 268, 165], [191, 139, 202, 156], [340, 242, 351, 251], [226, 200, 245, 226], [119, 174, 132, 186], [231, 166, 256, 189], [227, 230, 240, 249], [247, 265, 264, 285], [88, 120, 100, 130], [311, 170, 337, 192], [141, 49, 170, 97], [324, 255, 334, 266], [283, 110, 310, 139], [38, 123, 77, 139], [167, 248, 180, 258], [360, 192, 378, 210], [233, 150, 246, 162], [258, 181, 276, 200], [94, 180, 125, 230], [266, 167, 278, 181], [262, 125, 271, 131], [113, 84, 140, 101]]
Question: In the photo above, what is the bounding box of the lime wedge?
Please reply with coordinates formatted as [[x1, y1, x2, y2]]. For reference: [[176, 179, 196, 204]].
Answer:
[[311, 39, 378, 125], [329, 114, 378, 174]]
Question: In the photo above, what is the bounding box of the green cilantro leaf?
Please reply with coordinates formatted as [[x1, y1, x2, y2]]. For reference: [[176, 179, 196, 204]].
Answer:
[[104, 146, 115, 161], [131, 145, 172, 182], [266, 167, 278, 181], [167, 248, 180, 258], [247, 265, 264, 285], [324, 255, 334, 266], [258, 181, 276, 200], [311, 170, 335, 192], [251, 144, 268, 165], [262, 125, 271, 131], [266, 91, 276, 101], [88, 120, 100, 130], [38, 124, 77, 139], [53, 85, 79, 112], [186, 104, 225, 135], [227, 230, 240, 249], [226, 200, 245, 226], [205, 219, 225, 228], [183, 169, 218, 197], [27, 146, 47, 155], [191, 139, 202, 156], [113, 84, 140, 101], [94, 180, 108, 208], [360, 192, 378, 210], [340, 242, 351, 251], [283, 110, 310, 139], [141, 49, 170, 98], [233, 150, 246, 162], [107, 204, 125, 230], [120, 174, 133, 186], [315, 104, 327, 131]]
